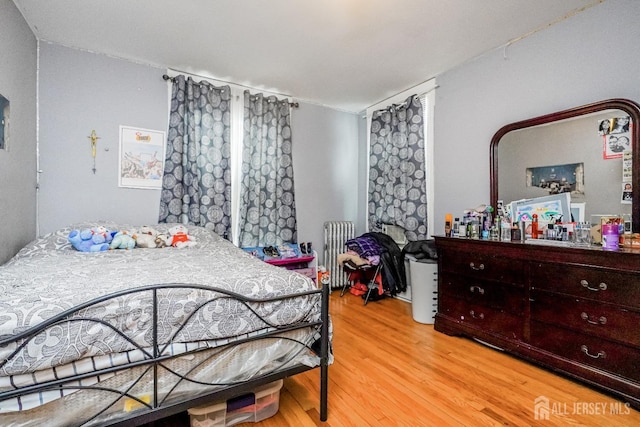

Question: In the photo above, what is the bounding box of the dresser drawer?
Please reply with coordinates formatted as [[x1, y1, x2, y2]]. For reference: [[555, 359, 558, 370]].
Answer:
[[439, 249, 524, 284], [438, 293, 523, 340], [531, 263, 640, 307], [440, 273, 524, 314], [531, 290, 640, 348], [531, 321, 640, 383]]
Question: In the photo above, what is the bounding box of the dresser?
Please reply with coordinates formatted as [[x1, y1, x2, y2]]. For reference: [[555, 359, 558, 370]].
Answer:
[[434, 236, 640, 408]]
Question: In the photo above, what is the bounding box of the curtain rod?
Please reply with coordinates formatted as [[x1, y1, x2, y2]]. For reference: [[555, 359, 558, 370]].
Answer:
[[162, 74, 299, 108]]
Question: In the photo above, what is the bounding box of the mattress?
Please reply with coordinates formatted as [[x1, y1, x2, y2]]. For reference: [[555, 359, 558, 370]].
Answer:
[[0, 222, 325, 424], [1, 330, 317, 426]]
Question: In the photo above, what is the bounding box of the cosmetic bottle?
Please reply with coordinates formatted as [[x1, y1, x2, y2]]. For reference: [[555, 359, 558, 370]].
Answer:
[[602, 224, 620, 250], [531, 214, 539, 239], [511, 222, 521, 241], [453, 217, 461, 237], [501, 217, 511, 241], [546, 224, 556, 240], [470, 218, 480, 239], [484, 207, 493, 232], [445, 213, 453, 237], [490, 225, 499, 240]]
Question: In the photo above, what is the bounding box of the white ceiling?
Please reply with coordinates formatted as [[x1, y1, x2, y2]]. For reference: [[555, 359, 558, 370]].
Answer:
[[13, 0, 600, 113]]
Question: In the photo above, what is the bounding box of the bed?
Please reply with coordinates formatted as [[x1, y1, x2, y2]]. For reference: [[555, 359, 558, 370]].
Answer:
[[0, 222, 330, 426]]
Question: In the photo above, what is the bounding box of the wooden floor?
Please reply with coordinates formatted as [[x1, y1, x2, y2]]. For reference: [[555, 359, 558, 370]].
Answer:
[[154, 292, 640, 426]]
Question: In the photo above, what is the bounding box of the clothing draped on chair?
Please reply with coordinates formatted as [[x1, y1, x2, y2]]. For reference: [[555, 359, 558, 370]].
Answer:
[[368, 94, 427, 240], [238, 91, 298, 247], [340, 232, 406, 300], [159, 75, 232, 239]]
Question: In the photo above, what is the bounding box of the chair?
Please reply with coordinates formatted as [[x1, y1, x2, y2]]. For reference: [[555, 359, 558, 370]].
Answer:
[[340, 260, 383, 305]]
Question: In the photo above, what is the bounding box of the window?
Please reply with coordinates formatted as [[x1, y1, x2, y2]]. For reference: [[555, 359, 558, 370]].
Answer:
[[365, 79, 436, 239], [163, 71, 297, 245]]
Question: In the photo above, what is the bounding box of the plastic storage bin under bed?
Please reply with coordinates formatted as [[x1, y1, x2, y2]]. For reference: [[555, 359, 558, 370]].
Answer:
[[188, 379, 283, 427]]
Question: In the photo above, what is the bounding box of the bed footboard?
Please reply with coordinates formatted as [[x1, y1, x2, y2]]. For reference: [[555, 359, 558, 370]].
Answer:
[[0, 283, 331, 426]]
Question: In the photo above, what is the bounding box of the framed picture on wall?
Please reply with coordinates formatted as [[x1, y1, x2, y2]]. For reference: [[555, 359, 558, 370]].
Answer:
[[118, 126, 166, 189]]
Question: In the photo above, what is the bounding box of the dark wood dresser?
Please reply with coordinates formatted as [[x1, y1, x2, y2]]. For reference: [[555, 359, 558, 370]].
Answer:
[[434, 236, 640, 408]]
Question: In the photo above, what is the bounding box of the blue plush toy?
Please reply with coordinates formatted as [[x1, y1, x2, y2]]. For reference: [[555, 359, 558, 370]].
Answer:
[[109, 231, 136, 250], [68, 226, 113, 252]]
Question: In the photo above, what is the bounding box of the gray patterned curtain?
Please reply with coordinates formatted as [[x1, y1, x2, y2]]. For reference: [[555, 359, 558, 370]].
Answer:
[[159, 75, 232, 239], [238, 91, 297, 247], [368, 94, 427, 240]]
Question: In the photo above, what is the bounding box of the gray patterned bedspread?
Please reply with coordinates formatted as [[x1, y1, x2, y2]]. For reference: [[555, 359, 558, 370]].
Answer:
[[0, 223, 319, 377]]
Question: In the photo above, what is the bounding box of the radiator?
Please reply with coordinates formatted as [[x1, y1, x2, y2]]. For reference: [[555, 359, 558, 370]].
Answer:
[[323, 221, 355, 290]]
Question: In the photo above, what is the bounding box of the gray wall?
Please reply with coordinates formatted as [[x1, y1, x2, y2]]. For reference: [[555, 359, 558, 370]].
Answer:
[[0, 0, 37, 264], [37, 43, 360, 265], [433, 0, 640, 234], [291, 103, 360, 264], [38, 43, 168, 234]]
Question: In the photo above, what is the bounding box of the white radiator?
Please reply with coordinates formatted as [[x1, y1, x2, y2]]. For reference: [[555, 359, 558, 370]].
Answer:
[[323, 221, 355, 290]]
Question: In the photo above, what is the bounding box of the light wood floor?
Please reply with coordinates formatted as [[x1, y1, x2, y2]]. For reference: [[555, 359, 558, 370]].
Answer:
[[157, 292, 640, 426]]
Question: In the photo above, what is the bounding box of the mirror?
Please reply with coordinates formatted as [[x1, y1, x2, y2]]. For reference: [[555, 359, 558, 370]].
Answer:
[[490, 98, 640, 233]]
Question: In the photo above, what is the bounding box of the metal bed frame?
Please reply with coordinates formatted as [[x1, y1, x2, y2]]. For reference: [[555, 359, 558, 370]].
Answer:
[[0, 283, 330, 426]]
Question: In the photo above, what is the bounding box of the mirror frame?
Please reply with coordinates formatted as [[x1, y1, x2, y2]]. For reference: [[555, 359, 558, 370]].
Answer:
[[490, 98, 640, 233]]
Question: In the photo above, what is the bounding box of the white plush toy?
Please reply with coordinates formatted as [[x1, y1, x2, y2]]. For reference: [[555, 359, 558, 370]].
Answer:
[[167, 224, 197, 248], [134, 225, 160, 248]]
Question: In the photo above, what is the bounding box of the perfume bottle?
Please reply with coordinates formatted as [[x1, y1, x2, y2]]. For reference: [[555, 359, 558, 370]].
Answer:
[[511, 222, 521, 241]]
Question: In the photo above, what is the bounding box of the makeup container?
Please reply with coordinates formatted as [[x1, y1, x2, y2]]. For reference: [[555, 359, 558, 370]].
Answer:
[[602, 224, 620, 250]]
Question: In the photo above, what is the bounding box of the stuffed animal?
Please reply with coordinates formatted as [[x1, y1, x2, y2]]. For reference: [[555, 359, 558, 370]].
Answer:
[[68, 226, 113, 252], [167, 224, 197, 248], [133, 225, 159, 248], [154, 233, 170, 248], [110, 230, 136, 250]]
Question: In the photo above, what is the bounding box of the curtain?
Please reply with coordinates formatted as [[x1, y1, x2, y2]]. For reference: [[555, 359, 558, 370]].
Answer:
[[159, 75, 232, 239], [238, 91, 297, 247], [368, 94, 427, 240]]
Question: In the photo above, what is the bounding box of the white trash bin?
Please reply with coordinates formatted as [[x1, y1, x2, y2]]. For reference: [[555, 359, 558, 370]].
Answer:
[[407, 257, 438, 324]]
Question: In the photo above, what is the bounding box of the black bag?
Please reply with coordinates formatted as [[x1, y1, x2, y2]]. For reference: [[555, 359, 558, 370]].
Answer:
[[402, 240, 438, 260]]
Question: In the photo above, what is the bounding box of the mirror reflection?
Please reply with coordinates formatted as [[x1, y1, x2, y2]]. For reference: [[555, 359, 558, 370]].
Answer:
[[490, 99, 640, 233], [497, 109, 631, 221]]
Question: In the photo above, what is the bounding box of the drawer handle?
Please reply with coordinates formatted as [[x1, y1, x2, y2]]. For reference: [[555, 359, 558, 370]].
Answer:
[[469, 285, 485, 295], [581, 345, 606, 359], [469, 262, 485, 271], [580, 280, 607, 292], [580, 312, 607, 325], [469, 310, 484, 320]]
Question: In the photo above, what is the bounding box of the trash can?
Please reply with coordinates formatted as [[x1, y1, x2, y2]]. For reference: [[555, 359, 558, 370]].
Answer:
[[406, 256, 438, 324]]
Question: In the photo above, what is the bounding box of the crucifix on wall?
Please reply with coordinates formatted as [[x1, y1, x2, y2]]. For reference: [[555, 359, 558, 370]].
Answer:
[[88, 129, 100, 174]]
